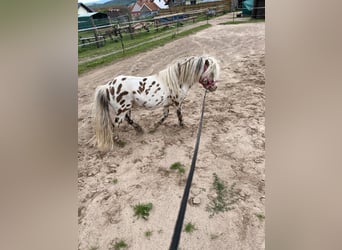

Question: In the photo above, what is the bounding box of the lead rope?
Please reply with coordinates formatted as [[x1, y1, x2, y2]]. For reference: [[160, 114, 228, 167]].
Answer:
[[169, 89, 208, 250]]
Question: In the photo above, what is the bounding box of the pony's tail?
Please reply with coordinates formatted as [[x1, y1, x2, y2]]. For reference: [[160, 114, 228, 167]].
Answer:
[[93, 85, 114, 151]]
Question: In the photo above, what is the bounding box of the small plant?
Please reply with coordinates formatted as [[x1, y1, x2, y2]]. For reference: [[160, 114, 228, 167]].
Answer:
[[206, 173, 241, 217], [116, 139, 126, 148], [113, 240, 127, 250], [112, 178, 118, 184], [184, 222, 197, 233], [144, 230, 153, 238], [89, 246, 99, 250], [255, 213, 265, 221], [132, 202, 153, 220], [170, 162, 186, 175]]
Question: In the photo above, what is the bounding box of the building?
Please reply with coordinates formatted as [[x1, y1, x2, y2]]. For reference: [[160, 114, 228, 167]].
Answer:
[[78, 3, 94, 15], [130, 0, 162, 18]]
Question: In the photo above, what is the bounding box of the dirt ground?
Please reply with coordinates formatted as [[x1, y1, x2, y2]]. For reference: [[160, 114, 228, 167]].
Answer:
[[78, 15, 265, 250]]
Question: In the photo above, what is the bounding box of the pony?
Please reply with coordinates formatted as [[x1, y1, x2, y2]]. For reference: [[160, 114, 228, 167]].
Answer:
[[93, 55, 220, 151]]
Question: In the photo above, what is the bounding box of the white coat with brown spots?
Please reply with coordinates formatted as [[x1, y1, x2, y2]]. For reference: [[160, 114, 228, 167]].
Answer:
[[93, 55, 220, 151]]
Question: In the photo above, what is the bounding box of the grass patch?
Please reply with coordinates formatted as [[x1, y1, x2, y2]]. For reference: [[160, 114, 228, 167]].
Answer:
[[220, 18, 265, 25], [255, 213, 265, 221], [144, 230, 153, 238], [112, 178, 118, 184], [132, 202, 153, 220], [184, 222, 197, 233], [206, 173, 241, 217], [89, 247, 99, 250], [112, 240, 128, 250], [115, 139, 126, 148], [78, 24, 211, 75], [170, 162, 186, 175]]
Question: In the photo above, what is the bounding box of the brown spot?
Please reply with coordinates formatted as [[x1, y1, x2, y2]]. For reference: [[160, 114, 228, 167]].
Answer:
[[133, 91, 136, 94], [143, 78, 147, 81], [113, 79, 117, 84], [154, 88, 161, 94], [156, 83, 160, 87], [115, 117, 119, 123], [116, 84, 122, 94], [145, 90, 149, 95], [152, 95, 155, 97], [116, 91, 129, 103], [174, 101, 179, 106], [151, 81, 156, 85], [121, 77, 126, 81], [109, 87, 114, 96], [106, 88, 110, 100], [119, 99, 125, 105], [138, 81, 146, 93], [180, 84, 182, 88], [117, 108, 129, 116]]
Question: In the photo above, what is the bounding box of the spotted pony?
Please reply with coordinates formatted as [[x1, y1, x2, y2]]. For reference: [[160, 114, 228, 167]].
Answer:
[[93, 55, 220, 150]]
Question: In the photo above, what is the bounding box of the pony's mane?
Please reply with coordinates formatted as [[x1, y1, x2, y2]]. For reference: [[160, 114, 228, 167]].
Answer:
[[157, 55, 219, 94]]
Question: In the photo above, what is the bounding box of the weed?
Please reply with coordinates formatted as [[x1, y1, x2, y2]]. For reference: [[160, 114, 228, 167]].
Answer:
[[144, 230, 153, 238], [170, 162, 186, 175], [255, 213, 265, 221], [132, 202, 153, 220], [184, 222, 197, 233], [112, 178, 118, 184], [89, 247, 99, 250], [115, 139, 126, 148], [113, 240, 127, 250], [206, 173, 241, 217]]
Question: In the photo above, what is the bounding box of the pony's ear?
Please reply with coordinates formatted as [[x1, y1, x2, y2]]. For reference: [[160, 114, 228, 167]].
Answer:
[[205, 59, 210, 67], [203, 59, 210, 72]]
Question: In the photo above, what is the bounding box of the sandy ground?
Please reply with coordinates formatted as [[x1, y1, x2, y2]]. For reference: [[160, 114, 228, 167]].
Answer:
[[78, 15, 265, 250]]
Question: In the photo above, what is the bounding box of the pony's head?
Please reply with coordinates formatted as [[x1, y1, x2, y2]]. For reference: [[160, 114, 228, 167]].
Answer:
[[161, 55, 220, 93], [198, 56, 220, 92]]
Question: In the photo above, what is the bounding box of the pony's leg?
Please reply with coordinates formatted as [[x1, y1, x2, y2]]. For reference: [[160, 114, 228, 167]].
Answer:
[[125, 112, 144, 133], [153, 105, 169, 130], [176, 104, 184, 127]]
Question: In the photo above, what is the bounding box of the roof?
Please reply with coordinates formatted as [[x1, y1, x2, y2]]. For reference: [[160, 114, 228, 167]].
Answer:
[[144, 2, 160, 11], [131, 0, 160, 13], [78, 3, 94, 13], [78, 12, 108, 19]]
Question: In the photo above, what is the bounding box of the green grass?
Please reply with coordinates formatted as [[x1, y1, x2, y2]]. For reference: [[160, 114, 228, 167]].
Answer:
[[115, 139, 126, 148], [113, 240, 128, 250], [206, 173, 241, 217], [184, 222, 197, 233], [220, 18, 265, 25], [132, 202, 153, 220], [170, 162, 186, 175], [78, 24, 211, 74], [144, 230, 153, 238], [255, 213, 265, 221]]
